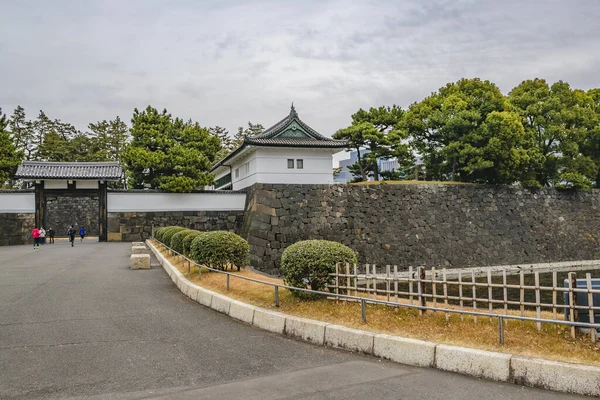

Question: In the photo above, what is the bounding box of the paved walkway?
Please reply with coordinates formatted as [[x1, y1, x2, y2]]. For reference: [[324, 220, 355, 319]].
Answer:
[[0, 242, 585, 399]]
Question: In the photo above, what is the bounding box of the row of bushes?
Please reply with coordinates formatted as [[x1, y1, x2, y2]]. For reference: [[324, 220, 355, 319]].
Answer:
[[153, 226, 358, 299], [154, 226, 249, 271]]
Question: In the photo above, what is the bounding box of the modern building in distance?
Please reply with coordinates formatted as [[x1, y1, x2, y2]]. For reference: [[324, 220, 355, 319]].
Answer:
[[334, 150, 400, 184], [211, 105, 347, 190]]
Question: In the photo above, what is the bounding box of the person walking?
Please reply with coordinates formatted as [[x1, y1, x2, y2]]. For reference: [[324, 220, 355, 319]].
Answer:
[[48, 228, 55, 244], [66, 225, 76, 247], [79, 226, 86, 243], [32, 227, 40, 249], [39, 227, 46, 245]]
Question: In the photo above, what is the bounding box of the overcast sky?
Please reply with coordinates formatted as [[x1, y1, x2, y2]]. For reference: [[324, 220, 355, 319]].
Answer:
[[1, 0, 599, 164]]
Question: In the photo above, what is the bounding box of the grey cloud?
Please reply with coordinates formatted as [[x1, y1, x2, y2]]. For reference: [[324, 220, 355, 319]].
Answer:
[[0, 0, 599, 137]]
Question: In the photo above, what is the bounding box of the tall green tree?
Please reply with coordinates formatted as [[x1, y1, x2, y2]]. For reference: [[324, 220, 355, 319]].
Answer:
[[122, 106, 221, 192], [455, 111, 543, 185], [579, 88, 600, 188], [209, 126, 233, 160], [0, 108, 23, 188], [231, 121, 264, 149], [88, 117, 129, 163], [402, 78, 510, 182], [9, 106, 35, 161], [334, 105, 407, 181], [508, 79, 597, 188]]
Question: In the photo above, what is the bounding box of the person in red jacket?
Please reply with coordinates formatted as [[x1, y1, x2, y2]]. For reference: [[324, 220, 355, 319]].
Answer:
[[32, 227, 40, 249]]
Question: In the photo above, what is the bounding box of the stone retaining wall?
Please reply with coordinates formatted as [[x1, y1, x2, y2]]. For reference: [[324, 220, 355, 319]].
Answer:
[[46, 195, 99, 236], [244, 184, 600, 275], [107, 211, 245, 242], [0, 213, 34, 246]]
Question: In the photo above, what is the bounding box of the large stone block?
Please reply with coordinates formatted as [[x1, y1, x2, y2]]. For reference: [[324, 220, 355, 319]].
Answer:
[[373, 334, 436, 367], [511, 356, 600, 397], [131, 246, 147, 254], [285, 316, 328, 345], [253, 308, 286, 334], [130, 254, 150, 270], [435, 344, 511, 382], [325, 325, 374, 354]]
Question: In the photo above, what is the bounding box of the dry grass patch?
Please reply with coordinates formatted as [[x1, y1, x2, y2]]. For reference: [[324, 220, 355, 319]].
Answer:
[[350, 180, 474, 186], [156, 243, 600, 366]]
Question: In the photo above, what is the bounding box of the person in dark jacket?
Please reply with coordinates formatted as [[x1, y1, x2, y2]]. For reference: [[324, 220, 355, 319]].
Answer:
[[47, 228, 55, 244], [66, 226, 76, 247]]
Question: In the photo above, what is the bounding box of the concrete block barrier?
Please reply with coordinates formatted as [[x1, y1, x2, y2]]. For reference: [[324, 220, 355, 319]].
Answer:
[[131, 246, 147, 254], [511, 356, 600, 397], [196, 288, 213, 307], [285, 316, 328, 345], [211, 293, 232, 315], [229, 300, 256, 324], [253, 308, 286, 334], [325, 325, 374, 354], [435, 344, 511, 382], [373, 334, 436, 368], [132, 242, 146, 247], [130, 254, 150, 269]]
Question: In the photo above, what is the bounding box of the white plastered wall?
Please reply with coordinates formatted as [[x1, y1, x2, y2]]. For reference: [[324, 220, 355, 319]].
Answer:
[[0, 192, 35, 213], [107, 192, 247, 212]]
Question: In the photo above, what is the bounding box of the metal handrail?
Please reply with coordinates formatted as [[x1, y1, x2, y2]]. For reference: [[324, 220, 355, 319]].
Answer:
[[151, 238, 600, 344]]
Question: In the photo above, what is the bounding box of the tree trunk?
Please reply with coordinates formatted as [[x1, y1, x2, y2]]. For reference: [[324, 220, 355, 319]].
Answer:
[[356, 148, 368, 181], [373, 160, 380, 181], [596, 167, 600, 189]]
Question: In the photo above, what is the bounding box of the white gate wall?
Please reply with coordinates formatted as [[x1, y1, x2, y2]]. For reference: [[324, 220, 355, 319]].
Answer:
[[0, 192, 35, 213], [107, 192, 247, 212]]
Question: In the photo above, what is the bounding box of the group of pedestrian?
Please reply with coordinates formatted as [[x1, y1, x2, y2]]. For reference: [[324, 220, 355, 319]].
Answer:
[[31, 225, 85, 249]]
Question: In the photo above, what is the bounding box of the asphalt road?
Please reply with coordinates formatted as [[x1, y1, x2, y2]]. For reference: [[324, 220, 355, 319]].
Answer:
[[0, 241, 587, 399]]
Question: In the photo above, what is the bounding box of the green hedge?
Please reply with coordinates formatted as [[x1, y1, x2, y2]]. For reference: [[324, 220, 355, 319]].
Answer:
[[170, 229, 194, 254], [162, 227, 187, 246], [280, 240, 357, 299], [191, 231, 249, 271], [182, 230, 204, 257], [154, 227, 169, 242]]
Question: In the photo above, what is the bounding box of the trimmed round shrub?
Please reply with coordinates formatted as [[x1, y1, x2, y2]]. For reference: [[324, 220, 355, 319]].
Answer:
[[170, 229, 194, 254], [281, 240, 358, 299], [182, 230, 204, 257], [154, 227, 168, 242], [190, 231, 249, 271], [162, 226, 187, 246]]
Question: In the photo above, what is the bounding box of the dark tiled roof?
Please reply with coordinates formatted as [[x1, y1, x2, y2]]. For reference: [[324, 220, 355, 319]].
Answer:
[[211, 105, 347, 172], [15, 161, 122, 180], [245, 137, 347, 147], [254, 104, 341, 142]]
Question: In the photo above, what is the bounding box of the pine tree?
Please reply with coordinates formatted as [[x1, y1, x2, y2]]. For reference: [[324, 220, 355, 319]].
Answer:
[[0, 108, 23, 188]]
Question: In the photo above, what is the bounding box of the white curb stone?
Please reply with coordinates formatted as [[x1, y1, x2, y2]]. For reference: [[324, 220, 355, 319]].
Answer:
[[129, 254, 150, 269], [229, 300, 256, 324], [253, 308, 286, 334], [196, 288, 213, 307], [132, 242, 146, 247], [325, 325, 374, 354], [131, 246, 147, 254], [511, 356, 600, 397], [373, 334, 436, 367], [435, 344, 511, 382], [285, 316, 328, 345], [211, 293, 232, 315], [186, 284, 200, 301]]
